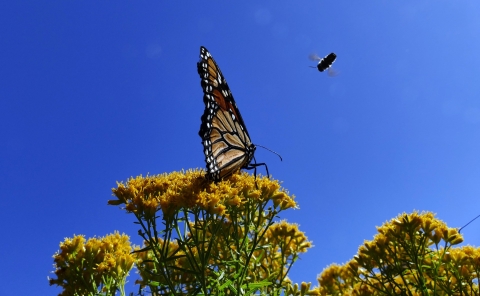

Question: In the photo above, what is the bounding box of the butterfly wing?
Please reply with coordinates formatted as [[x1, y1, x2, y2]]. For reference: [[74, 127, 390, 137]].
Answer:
[[197, 46, 255, 181], [317, 53, 337, 72]]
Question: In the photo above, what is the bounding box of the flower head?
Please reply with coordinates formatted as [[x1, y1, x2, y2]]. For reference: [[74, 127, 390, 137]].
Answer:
[[49, 232, 135, 296], [109, 169, 297, 219]]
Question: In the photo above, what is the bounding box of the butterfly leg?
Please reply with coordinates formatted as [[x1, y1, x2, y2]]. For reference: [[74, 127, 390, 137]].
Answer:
[[245, 162, 269, 189], [244, 161, 270, 179]]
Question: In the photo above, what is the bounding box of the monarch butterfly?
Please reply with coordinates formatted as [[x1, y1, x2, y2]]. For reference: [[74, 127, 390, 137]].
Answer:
[[309, 52, 337, 76], [197, 46, 267, 181]]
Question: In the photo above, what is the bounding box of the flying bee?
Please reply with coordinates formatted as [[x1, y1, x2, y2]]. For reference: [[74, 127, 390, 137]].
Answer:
[[309, 52, 338, 76]]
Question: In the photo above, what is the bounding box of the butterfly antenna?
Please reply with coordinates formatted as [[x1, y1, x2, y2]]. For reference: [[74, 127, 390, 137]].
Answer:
[[459, 213, 480, 233], [255, 144, 283, 161], [309, 66, 317, 69]]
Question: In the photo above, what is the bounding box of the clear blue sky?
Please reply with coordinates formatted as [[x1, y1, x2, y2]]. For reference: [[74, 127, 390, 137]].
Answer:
[[1, 1, 480, 294]]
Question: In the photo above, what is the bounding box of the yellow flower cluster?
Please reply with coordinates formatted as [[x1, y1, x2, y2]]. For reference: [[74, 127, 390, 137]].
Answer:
[[262, 220, 312, 255], [314, 212, 479, 295], [254, 220, 312, 282], [316, 263, 356, 295], [49, 232, 135, 296], [107, 170, 300, 294], [109, 169, 297, 218], [284, 281, 320, 296]]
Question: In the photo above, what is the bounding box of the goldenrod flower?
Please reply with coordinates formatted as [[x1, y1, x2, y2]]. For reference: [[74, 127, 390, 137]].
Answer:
[[110, 170, 300, 295], [49, 232, 135, 296], [109, 169, 297, 218], [313, 212, 479, 295]]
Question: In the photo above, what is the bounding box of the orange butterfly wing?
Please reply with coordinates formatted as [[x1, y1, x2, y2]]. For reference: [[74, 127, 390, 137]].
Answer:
[[197, 46, 256, 181]]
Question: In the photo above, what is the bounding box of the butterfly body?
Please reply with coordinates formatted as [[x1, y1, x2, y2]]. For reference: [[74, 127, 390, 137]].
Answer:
[[197, 46, 257, 181]]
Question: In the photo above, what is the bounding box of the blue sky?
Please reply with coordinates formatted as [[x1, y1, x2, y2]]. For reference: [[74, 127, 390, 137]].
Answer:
[[1, 1, 480, 294]]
